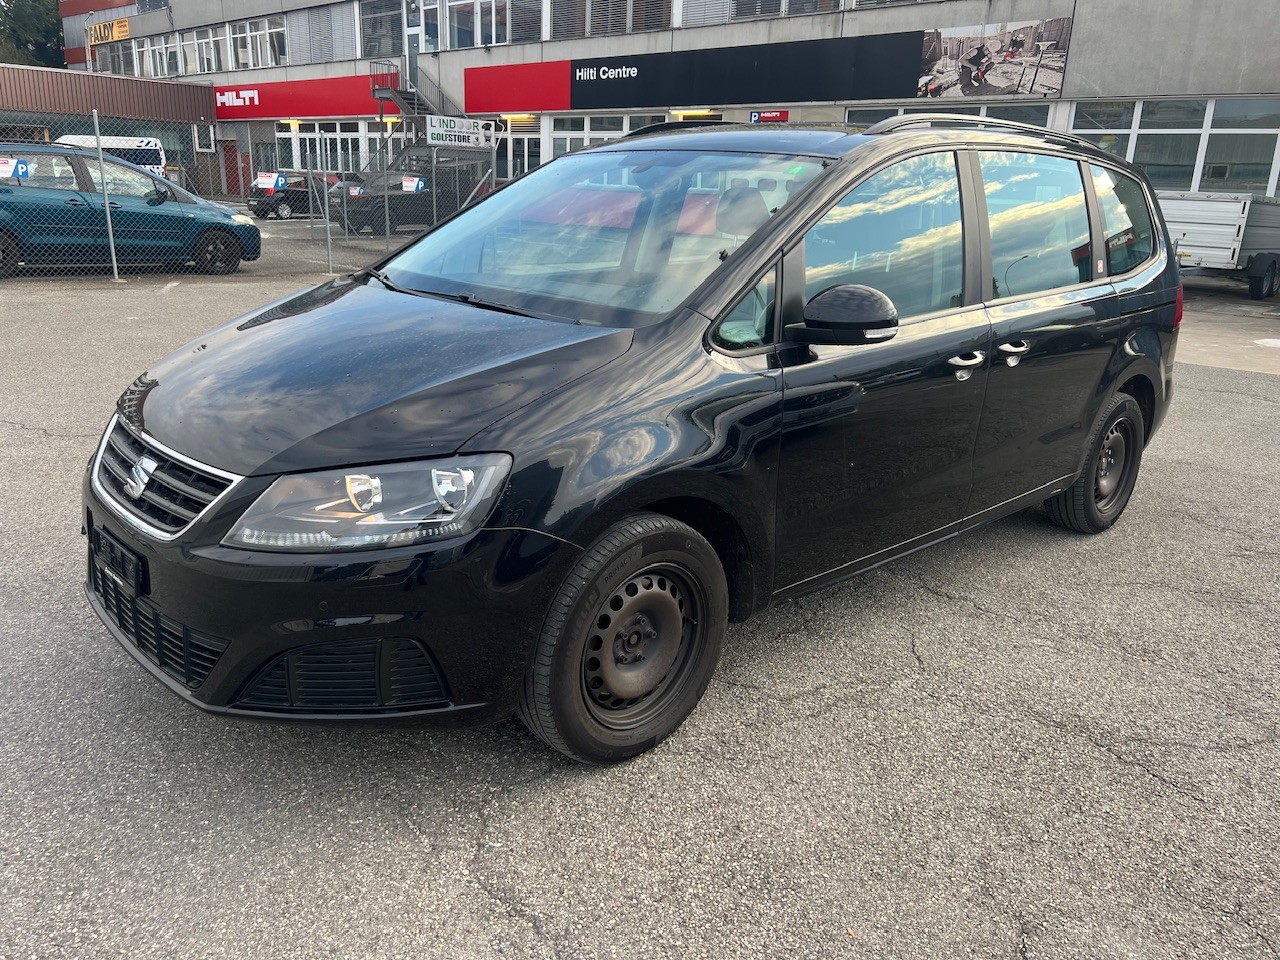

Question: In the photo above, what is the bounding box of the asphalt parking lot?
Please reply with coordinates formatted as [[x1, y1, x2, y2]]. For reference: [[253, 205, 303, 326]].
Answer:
[[1, 238, 1277, 958]]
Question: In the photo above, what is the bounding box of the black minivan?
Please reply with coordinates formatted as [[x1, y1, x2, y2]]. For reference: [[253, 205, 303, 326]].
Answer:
[[82, 116, 1180, 763]]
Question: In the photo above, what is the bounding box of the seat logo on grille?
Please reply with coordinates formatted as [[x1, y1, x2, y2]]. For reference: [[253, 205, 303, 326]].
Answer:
[[123, 455, 160, 500]]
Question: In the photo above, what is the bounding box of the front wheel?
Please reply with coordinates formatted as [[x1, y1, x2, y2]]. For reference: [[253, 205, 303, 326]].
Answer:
[[193, 231, 241, 275], [1045, 393, 1145, 534], [518, 514, 728, 764], [275, 200, 294, 220]]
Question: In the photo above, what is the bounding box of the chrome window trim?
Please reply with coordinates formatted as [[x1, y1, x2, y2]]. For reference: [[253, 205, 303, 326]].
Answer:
[[91, 414, 245, 542]]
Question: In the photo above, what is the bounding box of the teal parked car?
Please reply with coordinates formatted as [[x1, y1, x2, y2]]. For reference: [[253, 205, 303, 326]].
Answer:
[[0, 141, 261, 277]]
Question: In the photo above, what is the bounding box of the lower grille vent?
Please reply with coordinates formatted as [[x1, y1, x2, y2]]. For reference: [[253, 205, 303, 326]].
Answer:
[[90, 562, 228, 688], [236, 638, 448, 713]]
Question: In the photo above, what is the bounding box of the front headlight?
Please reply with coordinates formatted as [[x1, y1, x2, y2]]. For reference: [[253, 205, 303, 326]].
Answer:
[[222, 454, 511, 552], [231, 213, 255, 226]]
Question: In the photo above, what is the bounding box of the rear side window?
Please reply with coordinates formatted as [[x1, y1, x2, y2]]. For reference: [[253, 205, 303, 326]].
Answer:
[[10, 153, 81, 192], [980, 151, 1092, 299], [1090, 165, 1156, 274], [802, 151, 965, 320]]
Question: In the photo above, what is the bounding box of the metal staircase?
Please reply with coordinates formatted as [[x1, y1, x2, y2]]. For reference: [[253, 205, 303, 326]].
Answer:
[[368, 58, 466, 135]]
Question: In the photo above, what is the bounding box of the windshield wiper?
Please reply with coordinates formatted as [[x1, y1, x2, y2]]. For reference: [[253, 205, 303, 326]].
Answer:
[[417, 289, 538, 319], [356, 267, 418, 297], [357, 268, 539, 318]]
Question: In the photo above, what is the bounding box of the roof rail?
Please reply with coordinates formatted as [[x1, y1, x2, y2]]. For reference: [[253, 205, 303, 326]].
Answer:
[[862, 113, 1097, 151], [626, 119, 735, 138]]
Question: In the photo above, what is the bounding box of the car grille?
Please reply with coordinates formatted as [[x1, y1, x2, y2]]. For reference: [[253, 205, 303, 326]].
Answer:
[[95, 418, 235, 535], [89, 561, 229, 689], [236, 638, 449, 713]]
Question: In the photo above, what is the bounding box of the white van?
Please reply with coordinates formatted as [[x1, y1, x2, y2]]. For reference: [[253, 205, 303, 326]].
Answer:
[[54, 135, 166, 178]]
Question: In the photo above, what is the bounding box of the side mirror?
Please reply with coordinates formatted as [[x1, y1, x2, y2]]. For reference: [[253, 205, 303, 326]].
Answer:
[[786, 284, 899, 345], [148, 185, 168, 206]]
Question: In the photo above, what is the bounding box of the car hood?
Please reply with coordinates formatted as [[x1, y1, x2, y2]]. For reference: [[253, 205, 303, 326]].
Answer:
[[120, 278, 633, 476]]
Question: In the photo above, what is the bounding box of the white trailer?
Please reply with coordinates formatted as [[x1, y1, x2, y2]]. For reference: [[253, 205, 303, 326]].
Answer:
[[1157, 191, 1280, 300]]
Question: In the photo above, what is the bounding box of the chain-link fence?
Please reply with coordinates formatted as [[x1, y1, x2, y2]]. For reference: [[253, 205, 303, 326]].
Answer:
[[1, 106, 498, 280], [241, 130, 498, 273], [0, 108, 250, 279]]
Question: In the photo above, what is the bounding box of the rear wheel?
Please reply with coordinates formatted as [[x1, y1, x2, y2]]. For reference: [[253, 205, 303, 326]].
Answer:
[[193, 230, 241, 275], [0, 232, 19, 279], [275, 200, 294, 220], [1045, 393, 1145, 534], [518, 514, 728, 764], [1248, 262, 1276, 300]]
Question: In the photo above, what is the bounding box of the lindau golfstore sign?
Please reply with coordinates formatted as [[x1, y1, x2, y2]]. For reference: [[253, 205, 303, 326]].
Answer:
[[424, 116, 497, 148]]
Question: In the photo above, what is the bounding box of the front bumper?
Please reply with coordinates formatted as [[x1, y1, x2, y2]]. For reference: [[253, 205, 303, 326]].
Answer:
[[83, 468, 577, 723], [233, 224, 263, 261]]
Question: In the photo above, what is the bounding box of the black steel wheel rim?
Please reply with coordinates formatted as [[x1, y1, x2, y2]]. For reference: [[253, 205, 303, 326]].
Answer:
[[1095, 417, 1136, 511], [581, 562, 706, 731]]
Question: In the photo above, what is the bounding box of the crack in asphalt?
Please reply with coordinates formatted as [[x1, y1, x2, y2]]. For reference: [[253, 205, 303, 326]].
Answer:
[[1178, 384, 1280, 406], [891, 571, 1027, 624], [463, 760, 563, 959], [1127, 579, 1269, 610], [1169, 887, 1280, 957], [0, 419, 98, 441], [1023, 709, 1206, 804]]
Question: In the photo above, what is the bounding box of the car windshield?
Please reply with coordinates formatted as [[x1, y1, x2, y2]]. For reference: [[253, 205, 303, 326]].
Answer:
[[380, 149, 825, 324]]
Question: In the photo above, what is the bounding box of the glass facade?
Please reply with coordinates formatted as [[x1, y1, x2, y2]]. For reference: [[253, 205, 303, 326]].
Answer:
[[1071, 98, 1280, 194]]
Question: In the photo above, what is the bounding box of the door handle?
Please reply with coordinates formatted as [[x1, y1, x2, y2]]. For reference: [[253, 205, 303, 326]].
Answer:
[[107, 201, 121, 209], [998, 340, 1031, 367], [947, 351, 985, 382], [64, 198, 86, 207]]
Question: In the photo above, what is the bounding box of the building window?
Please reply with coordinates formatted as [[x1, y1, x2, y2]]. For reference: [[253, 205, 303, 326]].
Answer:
[[95, 39, 136, 76], [1139, 99, 1207, 129], [230, 17, 287, 69], [1132, 134, 1200, 190], [509, 0, 540, 41], [732, 0, 782, 18], [1200, 133, 1278, 192], [1212, 98, 1280, 130], [1072, 101, 1135, 131], [134, 34, 180, 77], [180, 25, 226, 74], [447, 0, 510, 46], [589, 0, 670, 35], [361, 0, 404, 56]]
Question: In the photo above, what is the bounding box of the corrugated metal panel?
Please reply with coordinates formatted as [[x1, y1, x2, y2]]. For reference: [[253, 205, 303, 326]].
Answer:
[[551, 0, 587, 39], [287, 4, 357, 64], [0, 64, 215, 123], [331, 3, 359, 61], [681, 0, 730, 27]]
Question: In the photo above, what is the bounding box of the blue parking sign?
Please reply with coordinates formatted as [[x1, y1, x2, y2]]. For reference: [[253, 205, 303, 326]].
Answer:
[[0, 157, 30, 179], [749, 112, 761, 123], [14, 160, 29, 179], [274, 172, 287, 190]]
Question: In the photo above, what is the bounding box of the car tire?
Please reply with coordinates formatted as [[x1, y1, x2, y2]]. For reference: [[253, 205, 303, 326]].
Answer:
[[0, 232, 19, 279], [193, 230, 242, 275], [1045, 392, 1145, 534], [276, 201, 294, 220], [1265, 262, 1280, 299], [518, 513, 728, 764]]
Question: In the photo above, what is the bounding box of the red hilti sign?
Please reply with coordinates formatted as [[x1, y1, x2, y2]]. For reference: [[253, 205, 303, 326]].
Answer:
[[749, 110, 790, 123], [213, 74, 399, 120]]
